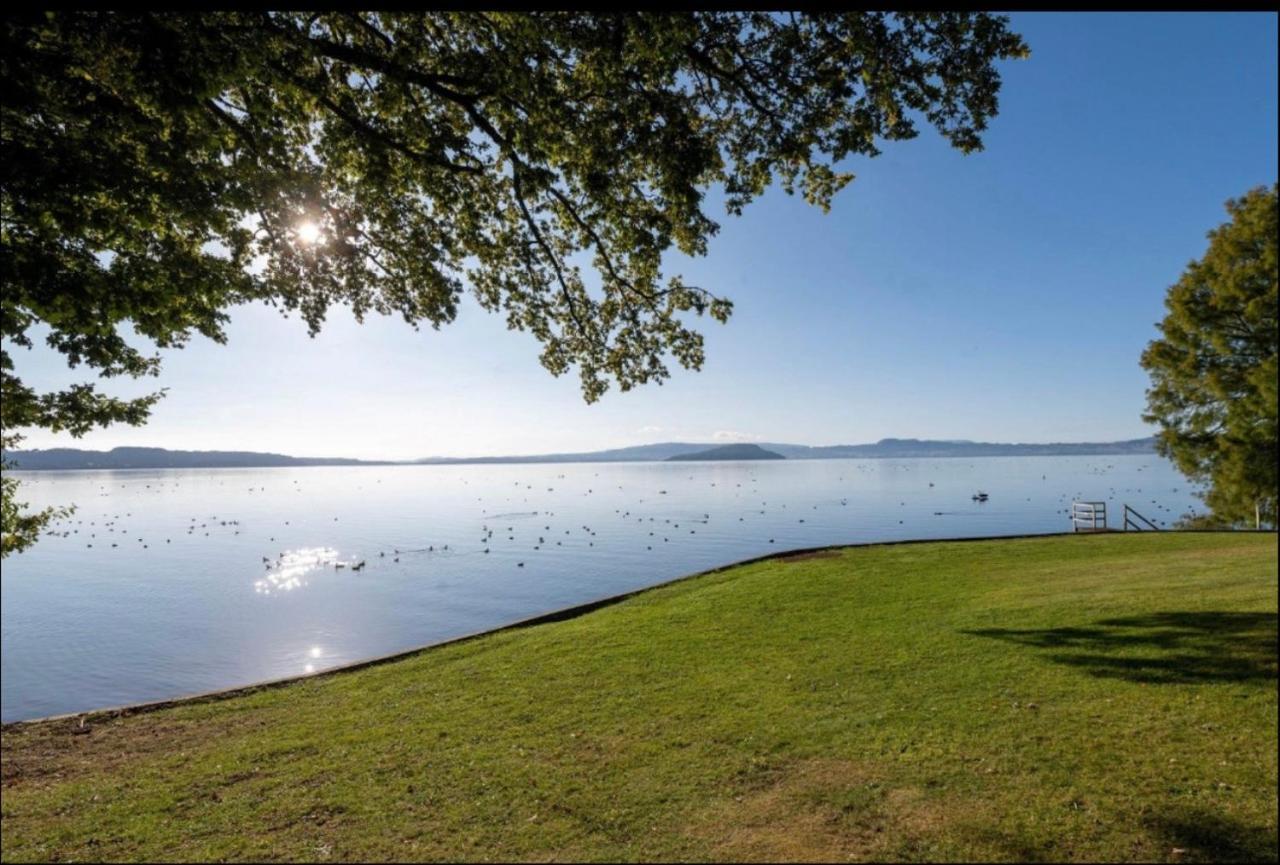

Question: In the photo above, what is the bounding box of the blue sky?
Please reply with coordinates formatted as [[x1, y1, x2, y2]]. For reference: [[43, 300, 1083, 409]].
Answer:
[[12, 12, 1279, 460]]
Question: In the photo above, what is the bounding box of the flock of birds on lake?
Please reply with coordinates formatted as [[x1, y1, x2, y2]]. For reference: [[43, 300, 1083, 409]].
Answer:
[[23, 460, 1199, 597]]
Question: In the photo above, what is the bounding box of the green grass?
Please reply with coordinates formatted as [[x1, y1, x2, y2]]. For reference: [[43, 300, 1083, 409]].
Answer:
[[2, 533, 1276, 862]]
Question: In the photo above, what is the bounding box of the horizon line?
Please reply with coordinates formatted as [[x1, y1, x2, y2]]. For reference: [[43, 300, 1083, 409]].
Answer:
[[6, 434, 1160, 466]]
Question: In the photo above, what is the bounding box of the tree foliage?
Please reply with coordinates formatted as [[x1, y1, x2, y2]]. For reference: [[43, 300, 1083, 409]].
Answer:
[[1141, 185, 1278, 528], [1, 11, 1027, 554]]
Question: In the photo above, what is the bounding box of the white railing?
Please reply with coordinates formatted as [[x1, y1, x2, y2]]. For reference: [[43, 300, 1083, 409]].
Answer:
[[1071, 501, 1107, 532]]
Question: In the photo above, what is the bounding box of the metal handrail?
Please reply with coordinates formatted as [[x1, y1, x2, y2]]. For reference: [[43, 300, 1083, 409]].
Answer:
[[1123, 504, 1160, 531]]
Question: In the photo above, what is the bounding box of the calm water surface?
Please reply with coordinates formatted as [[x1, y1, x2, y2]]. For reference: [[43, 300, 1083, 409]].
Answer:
[[2, 456, 1200, 721]]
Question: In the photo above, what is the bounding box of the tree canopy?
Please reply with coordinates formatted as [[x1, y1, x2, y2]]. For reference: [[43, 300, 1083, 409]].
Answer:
[[1, 12, 1027, 554], [1141, 184, 1278, 528]]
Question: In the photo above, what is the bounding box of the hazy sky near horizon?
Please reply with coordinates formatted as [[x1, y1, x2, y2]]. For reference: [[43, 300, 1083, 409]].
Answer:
[[10, 13, 1279, 460]]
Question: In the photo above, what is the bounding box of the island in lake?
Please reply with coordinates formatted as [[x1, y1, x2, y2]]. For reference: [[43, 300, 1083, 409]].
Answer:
[[665, 443, 786, 461]]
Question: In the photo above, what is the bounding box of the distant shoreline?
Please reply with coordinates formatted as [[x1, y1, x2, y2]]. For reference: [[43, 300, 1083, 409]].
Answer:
[[5, 437, 1159, 471]]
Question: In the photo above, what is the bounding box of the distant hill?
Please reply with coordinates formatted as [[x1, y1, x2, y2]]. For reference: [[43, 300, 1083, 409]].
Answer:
[[755, 437, 1160, 460], [3, 447, 388, 471], [666, 444, 786, 462], [417, 437, 1158, 464], [4, 437, 1159, 470], [414, 442, 714, 464]]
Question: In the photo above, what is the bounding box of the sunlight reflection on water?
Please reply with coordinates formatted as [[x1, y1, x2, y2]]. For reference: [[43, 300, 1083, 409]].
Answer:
[[253, 546, 340, 595]]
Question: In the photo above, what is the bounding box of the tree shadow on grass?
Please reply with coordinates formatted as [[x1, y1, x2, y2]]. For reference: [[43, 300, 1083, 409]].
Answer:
[[1146, 807, 1278, 863], [962, 612, 1277, 684]]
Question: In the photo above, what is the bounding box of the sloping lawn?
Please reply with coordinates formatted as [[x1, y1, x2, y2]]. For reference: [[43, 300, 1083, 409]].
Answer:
[[2, 533, 1276, 862]]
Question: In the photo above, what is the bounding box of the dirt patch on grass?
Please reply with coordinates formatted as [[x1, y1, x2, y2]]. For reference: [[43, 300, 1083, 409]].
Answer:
[[685, 758, 955, 862], [776, 549, 843, 564], [1, 713, 268, 791]]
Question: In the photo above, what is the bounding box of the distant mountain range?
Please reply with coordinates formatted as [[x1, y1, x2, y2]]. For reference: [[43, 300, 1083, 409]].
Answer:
[[666, 443, 786, 461], [4, 437, 1158, 471], [3, 447, 389, 471], [416, 437, 1158, 463]]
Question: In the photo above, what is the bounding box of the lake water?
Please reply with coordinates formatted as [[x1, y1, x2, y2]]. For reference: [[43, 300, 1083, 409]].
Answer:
[[1, 455, 1201, 721]]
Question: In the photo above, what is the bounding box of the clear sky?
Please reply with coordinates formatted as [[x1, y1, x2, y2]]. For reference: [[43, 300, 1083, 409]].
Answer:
[[11, 12, 1279, 460]]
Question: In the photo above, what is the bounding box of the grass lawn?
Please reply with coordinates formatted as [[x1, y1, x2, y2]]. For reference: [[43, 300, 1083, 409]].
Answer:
[[1, 533, 1276, 862]]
